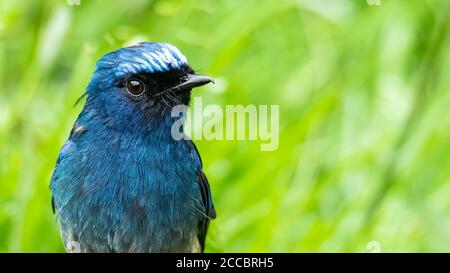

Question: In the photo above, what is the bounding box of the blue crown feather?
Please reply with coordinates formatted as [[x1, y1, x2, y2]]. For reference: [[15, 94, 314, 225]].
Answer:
[[95, 42, 189, 78]]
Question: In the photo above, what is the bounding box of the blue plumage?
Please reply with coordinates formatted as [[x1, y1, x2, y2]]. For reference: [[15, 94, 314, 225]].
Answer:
[[50, 42, 215, 253]]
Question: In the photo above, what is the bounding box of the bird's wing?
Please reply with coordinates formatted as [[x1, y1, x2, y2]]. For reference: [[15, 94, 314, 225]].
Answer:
[[185, 139, 216, 252], [51, 196, 56, 214], [50, 139, 76, 215], [196, 170, 216, 252]]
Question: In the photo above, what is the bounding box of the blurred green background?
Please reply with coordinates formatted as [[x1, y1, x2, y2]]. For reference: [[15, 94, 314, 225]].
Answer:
[[1, 0, 450, 252]]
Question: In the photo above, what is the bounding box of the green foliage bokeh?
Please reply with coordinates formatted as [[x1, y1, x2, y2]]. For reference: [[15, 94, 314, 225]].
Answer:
[[1, 0, 450, 252]]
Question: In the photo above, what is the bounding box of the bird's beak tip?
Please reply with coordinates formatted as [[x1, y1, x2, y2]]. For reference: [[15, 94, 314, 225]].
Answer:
[[168, 74, 214, 94], [186, 74, 214, 89]]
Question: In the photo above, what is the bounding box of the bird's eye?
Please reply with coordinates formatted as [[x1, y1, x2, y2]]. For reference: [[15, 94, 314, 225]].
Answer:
[[126, 79, 145, 96]]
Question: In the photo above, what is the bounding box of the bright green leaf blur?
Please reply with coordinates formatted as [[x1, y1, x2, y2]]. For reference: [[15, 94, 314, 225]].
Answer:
[[1, 0, 450, 252]]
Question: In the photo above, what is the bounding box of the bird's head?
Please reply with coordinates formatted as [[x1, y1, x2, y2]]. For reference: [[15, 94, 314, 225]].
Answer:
[[85, 42, 213, 128]]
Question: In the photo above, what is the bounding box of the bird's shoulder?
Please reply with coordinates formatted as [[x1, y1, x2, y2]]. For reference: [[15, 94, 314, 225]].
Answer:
[[50, 110, 93, 213]]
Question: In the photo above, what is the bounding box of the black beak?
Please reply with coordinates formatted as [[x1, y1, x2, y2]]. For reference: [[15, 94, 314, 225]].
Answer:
[[170, 74, 214, 93]]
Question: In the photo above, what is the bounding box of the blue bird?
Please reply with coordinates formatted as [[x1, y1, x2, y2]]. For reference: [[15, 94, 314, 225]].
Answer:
[[50, 42, 216, 253]]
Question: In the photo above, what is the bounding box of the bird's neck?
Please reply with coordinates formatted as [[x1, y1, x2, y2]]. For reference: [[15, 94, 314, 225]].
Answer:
[[85, 101, 186, 143]]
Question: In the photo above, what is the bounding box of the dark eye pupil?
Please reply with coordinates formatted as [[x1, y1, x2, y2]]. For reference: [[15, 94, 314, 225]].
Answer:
[[126, 79, 144, 96]]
